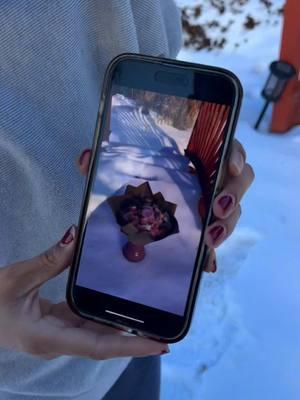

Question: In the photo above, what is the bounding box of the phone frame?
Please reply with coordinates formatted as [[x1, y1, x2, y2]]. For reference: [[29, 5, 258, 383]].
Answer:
[[67, 53, 243, 343]]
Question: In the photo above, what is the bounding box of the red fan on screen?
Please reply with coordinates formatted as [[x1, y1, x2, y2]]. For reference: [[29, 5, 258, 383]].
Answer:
[[108, 182, 179, 262]]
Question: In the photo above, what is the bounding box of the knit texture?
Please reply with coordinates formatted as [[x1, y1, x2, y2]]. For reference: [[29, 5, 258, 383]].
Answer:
[[0, 1, 181, 399]]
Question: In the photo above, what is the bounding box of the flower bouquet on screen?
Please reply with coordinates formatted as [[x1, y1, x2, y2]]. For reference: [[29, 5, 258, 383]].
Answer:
[[107, 182, 179, 262]]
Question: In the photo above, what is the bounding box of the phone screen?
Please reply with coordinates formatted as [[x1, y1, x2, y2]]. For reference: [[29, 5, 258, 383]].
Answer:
[[75, 83, 231, 317]]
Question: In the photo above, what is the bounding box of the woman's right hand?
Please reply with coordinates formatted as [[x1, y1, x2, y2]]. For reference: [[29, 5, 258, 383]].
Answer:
[[0, 226, 169, 360]]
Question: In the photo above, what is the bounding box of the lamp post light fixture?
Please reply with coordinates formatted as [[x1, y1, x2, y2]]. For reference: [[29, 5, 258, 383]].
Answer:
[[254, 60, 296, 130]]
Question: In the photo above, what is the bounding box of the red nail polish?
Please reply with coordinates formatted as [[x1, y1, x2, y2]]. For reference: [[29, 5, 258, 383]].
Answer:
[[218, 195, 233, 212], [209, 225, 225, 244], [60, 226, 75, 246], [78, 149, 90, 166], [160, 349, 170, 355]]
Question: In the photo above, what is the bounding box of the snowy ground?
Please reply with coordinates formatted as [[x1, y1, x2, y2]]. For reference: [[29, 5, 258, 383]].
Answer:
[[178, 0, 284, 51], [161, 1, 300, 400], [78, 94, 203, 315], [78, 178, 200, 315]]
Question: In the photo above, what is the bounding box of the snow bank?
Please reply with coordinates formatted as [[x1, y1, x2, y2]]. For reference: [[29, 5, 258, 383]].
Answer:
[[162, 1, 300, 399]]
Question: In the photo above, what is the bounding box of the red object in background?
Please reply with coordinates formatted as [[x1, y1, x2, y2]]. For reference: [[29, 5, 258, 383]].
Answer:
[[122, 242, 146, 262], [198, 196, 207, 221], [271, 0, 300, 133], [186, 102, 230, 218]]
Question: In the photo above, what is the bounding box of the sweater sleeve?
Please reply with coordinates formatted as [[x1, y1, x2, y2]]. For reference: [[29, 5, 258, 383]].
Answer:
[[159, 0, 183, 58], [131, 0, 182, 58]]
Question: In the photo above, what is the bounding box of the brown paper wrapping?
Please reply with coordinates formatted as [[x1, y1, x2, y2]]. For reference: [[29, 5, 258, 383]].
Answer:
[[107, 182, 179, 246]]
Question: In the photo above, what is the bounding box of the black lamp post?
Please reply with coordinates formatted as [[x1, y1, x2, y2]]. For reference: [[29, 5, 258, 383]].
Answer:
[[254, 60, 296, 130]]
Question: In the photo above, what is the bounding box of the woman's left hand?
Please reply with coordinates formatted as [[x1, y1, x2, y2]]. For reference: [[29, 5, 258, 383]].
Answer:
[[77, 138, 255, 274]]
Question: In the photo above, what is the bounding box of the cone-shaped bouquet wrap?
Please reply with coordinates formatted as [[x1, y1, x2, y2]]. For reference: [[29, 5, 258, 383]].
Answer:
[[107, 182, 179, 262]]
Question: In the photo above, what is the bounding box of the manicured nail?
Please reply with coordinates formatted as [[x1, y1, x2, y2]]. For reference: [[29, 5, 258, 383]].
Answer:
[[60, 225, 76, 246], [78, 149, 91, 166], [231, 151, 244, 174], [218, 194, 234, 213], [208, 225, 225, 244], [160, 347, 170, 355]]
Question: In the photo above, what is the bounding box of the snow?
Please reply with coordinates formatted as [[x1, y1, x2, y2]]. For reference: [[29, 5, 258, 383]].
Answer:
[[78, 177, 201, 315], [161, 1, 300, 400], [77, 97, 203, 315], [87, 98, 196, 213], [178, 0, 284, 52]]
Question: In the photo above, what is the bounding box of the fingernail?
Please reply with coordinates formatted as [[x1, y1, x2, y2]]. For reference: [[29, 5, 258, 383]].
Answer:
[[78, 149, 90, 166], [208, 225, 225, 244], [232, 152, 244, 174], [218, 194, 234, 213], [160, 347, 170, 355], [60, 225, 76, 246]]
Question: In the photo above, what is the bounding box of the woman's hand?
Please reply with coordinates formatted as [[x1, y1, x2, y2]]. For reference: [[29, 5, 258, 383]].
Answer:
[[0, 228, 169, 359], [77, 139, 255, 274], [203, 139, 255, 272]]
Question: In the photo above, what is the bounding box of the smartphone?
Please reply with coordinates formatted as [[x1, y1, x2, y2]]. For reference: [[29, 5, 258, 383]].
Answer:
[[67, 53, 242, 342]]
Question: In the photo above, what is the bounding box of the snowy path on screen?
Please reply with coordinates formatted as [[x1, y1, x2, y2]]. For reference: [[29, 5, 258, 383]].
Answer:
[[81, 96, 203, 315]]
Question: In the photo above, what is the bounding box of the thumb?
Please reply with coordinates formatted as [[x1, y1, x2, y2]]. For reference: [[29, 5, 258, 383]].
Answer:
[[7, 225, 76, 297]]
